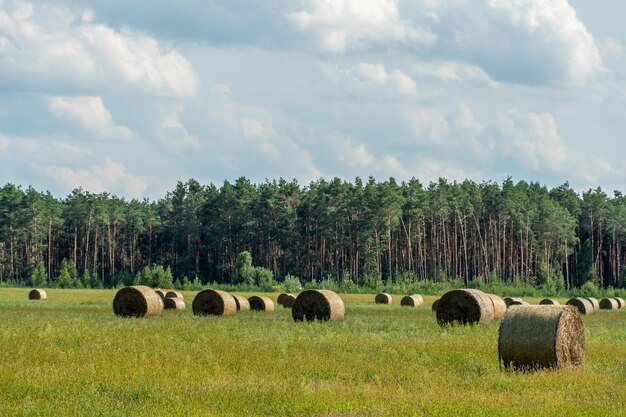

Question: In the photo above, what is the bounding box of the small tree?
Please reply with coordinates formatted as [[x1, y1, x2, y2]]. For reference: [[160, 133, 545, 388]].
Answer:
[[30, 261, 47, 287], [235, 251, 255, 285], [57, 260, 72, 289]]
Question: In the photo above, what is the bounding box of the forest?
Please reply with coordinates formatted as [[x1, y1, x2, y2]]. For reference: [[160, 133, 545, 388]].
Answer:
[[0, 177, 624, 291]]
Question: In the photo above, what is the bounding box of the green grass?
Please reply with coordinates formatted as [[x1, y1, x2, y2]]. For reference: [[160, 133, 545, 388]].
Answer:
[[1, 289, 625, 416]]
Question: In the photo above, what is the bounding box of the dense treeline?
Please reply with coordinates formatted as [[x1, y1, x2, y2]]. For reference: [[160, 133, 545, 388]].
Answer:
[[0, 177, 625, 290]]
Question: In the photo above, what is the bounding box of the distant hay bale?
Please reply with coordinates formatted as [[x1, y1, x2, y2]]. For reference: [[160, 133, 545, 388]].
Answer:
[[599, 298, 619, 310], [282, 294, 296, 308], [498, 305, 585, 370], [539, 298, 560, 305], [612, 297, 625, 309], [28, 289, 47, 300], [504, 297, 527, 307], [431, 299, 440, 312], [164, 297, 186, 310], [583, 297, 600, 311], [375, 293, 392, 304], [292, 289, 345, 322], [277, 293, 294, 305], [192, 289, 236, 316], [401, 294, 424, 307], [436, 289, 495, 326], [486, 294, 507, 319], [113, 285, 163, 318], [566, 297, 594, 315], [231, 294, 250, 311], [248, 295, 275, 312], [154, 289, 166, 299], [165, 291, 183, 300]]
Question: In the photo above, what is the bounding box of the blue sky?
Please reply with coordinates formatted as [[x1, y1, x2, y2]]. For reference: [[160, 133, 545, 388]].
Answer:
[[0, 0, 624, 199]]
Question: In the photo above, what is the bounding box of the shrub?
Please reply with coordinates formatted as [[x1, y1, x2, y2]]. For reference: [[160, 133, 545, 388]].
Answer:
[[283, 274, 302, 293]]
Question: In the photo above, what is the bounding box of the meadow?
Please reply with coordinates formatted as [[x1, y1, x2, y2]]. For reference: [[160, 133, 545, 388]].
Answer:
[[1, 289, 625, 416]]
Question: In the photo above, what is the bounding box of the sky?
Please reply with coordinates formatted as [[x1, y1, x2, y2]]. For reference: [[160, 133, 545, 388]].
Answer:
[[0, 0, 625, 199]]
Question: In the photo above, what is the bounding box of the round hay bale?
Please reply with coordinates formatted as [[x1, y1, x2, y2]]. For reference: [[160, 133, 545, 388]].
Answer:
[[231, 294, 250, 311], [282, 294, 296, 308], [248, 295, 275, 312], [486, 294, 507, 319], [375, 293, 392, 304], [277, 293, 294, 305], [431, 299, 440, 312], [436, 289, 495, 326], [612, 297, 625, 309], [508, 300, 528, 307], [583, 297, 599, 311], [164, 297, 186, 310], [154, 289, 166, 299], [192, 289, 236, 316], [113, 285, 163, 318], [599, 298, 619, 310], [498, 305, 584, 370], [165, 291, 183, 300], [566, 297, 594, 315], [292, 289, 344, 322], [28, 289, 47, 300], [504, 297, 527, 307], [401, 294, 424, 307], [539, 298, 560, 305]]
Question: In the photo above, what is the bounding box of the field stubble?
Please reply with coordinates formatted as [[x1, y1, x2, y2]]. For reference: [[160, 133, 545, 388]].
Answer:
[[0, 289, 625, 416]]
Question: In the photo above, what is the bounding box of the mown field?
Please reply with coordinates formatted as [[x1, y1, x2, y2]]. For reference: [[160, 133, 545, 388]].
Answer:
[[1, 289, 625, 416]]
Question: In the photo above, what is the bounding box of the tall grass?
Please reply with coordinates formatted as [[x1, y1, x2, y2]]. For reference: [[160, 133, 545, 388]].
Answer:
[[0, 289, 625, 416]]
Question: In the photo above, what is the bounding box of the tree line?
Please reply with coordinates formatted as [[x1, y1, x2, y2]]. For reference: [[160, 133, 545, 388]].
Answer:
[[0, 177, 624, 290]]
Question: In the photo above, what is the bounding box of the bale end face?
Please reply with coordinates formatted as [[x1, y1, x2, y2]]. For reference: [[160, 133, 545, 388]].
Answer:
[[192, 289, 236, 316], [282, 294, 296, 308], [375, 293, 392, 304], [165, 291, 184, 300], [583, 297, 599, 311], [28, 289, 47, 300], [292, 289, 345, 322], [277, 293, 294, 306], [612, 297, 625, 309], [248, 296, 275, 312], [539, 298, 560, 305], [498, 305, 584, 371], [113, 286, 163, 318], [436, 289, 495, 326]]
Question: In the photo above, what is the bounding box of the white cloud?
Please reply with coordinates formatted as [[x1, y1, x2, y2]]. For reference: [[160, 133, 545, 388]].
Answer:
[[411, 60, 495, 85], [287, 0, 436, 53], [159, 109, 200, 152], [0, 1, 198, 97], [456, 102, 483, 133], [337, 138, 375, 168], [403, 106, 449, 142], [355, 63, 417, 96], [0, 134, 9, 152], [48, 96, 132, 140], [44, 157, 147, 198]]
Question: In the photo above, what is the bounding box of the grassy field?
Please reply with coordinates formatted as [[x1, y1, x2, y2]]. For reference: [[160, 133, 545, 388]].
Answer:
[[1, 289, 625, 416]]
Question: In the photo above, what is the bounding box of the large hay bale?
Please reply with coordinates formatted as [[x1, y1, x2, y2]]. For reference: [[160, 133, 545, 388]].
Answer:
[[583, 297, 599, 311], [113, 285, 163, 318], [599, 298, 619, 310], [192, 289, 236, 316], [165, 291, 184, 300], [401, 294, 424, 307], [436, 289, 495, 326], [282, 294, 296, 308], [498, 305, 584, 370], [292, 289, 344, 322], [539, 298, 560, 305], [486, 294, 507, 319], [277, 293, 294, 305], [504, 297, 527, 307], [375, 293, 392, 304], [248, 295, 275, 312], [164, 297, 186, 310], [231, 294, 250, 311], [431, 299, 440, 312], [566, 297, 594, 315], [612, 297, 625, 309], [28, 289, 47, 300], [154, 289, 166, 300]]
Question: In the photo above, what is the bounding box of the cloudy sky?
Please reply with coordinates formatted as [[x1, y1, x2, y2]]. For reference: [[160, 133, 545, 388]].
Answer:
[[0, 0, 625, 199]]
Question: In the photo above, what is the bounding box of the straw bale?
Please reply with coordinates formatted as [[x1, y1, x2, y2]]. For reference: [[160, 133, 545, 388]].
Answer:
[[375, 293, 392, 304], [164, 297, 186, 310], [113, 285, 163, 318], [401, 294, 423, 307], [436, 289, 495, 326], [612, 297, 625, 309], [28, 289, 47, 300], [292, 289, 345, 322], [599, 298, 619, 310], [539, 299, 560, 305], [282, 294, 296, 308], [192, 289, 236, 316], [431, 299, 440, 312], [583, 297, 599, 311], [277, 293, 294, 305], [248, 295, 275, 312], [231, 294, 250, 311], [566, 297, 594, 315], [486, 294, 507, 319], [165, 291, 184, 300]]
